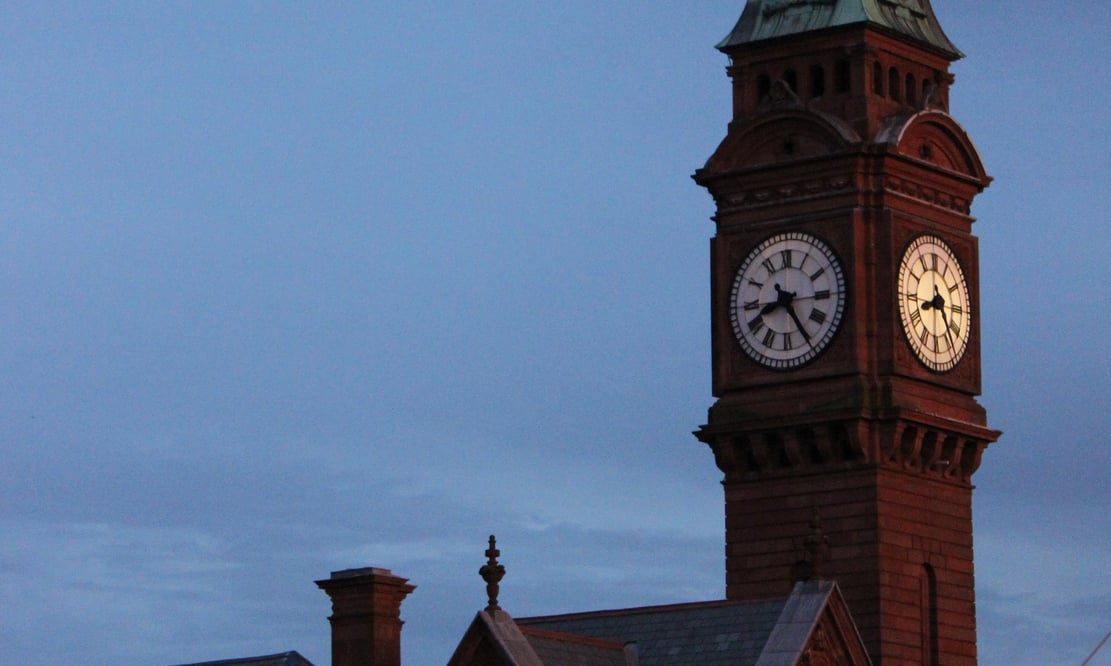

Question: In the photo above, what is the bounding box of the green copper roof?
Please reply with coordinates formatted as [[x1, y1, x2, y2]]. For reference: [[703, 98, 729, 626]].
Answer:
[[717, 0, 963, 59]]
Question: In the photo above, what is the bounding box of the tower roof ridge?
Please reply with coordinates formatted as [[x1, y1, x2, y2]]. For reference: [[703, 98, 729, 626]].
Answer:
[[717, 0, 963, 60]]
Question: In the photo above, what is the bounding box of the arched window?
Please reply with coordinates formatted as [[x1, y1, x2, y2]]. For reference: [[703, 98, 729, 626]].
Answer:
[[872, 61, 884, 96], [835, 59, 851, 94], [889, 67, 901, 101], [922, 78, 933, 104], [921, 564, 939, 666], [757, 73, 772, 100], [810, 64, 825, 98], [906, 73, 917, 106], [784, 69, 798, 94]]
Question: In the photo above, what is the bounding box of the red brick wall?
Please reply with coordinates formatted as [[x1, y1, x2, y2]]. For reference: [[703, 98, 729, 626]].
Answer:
[[723, 467, 977, 665]]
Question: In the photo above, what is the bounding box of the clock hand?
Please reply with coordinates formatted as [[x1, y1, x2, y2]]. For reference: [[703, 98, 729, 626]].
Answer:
[[760, 283, 797, 315], [785, 303, 813, 344], [921, 285, 945, 311], [762, 284, 811, 345], [936, 301, 956, 349], [918, 285, 955, 348]]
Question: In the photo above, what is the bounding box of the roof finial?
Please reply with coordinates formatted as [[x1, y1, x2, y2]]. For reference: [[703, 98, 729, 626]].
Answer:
[[792, 508, 831, 582], [802, 508, 830, 577], [478, 534, 505, 612]]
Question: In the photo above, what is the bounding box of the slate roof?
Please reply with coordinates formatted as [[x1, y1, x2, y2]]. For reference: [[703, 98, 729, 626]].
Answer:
[[717, 0, 962, 59], [520, 626, 635, 666], [171, 651, 315, 666], [517, 598, 787, 666]]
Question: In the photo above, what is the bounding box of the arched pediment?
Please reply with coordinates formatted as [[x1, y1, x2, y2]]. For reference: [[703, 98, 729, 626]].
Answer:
[[704, 109, 861, 172], [877, 110, 989, 182]]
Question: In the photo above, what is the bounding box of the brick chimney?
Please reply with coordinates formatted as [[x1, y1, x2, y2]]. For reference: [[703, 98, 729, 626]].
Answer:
[[315, 567, 416, 666]]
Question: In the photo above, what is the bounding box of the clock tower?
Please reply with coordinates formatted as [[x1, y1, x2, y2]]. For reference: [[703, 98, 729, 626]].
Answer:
[[693, 2, 998, 664]]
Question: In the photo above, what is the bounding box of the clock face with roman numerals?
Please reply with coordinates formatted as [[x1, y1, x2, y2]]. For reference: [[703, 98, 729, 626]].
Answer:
[[729, 232, 846, 370], [898, 234, 971, 373]]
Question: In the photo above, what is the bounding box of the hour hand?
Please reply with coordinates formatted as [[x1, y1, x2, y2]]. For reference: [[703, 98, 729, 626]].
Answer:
[[762, 283, 795, 315], [923, 285, 945, 312]]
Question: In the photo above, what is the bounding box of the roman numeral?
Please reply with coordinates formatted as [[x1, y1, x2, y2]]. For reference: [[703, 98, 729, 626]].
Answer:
[[749, 279, 764, 288], [783, 333, 794, 351], [814, 289, 831, 300], [910, 309, 922, 327], [762, 328, 776, 348], [949, 319, 961, 336], [743, 300, 760, 311], [950, 304, 963, 316], [748, 317, 765, 335], [762, 258, 777, 273], [780, 250, 793, 269], [810, 267, 825, 281], [809, 308, 827, 325]]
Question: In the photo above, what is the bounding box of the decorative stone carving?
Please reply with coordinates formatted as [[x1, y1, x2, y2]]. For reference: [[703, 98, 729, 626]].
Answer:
[[715, 176, 856, 214]]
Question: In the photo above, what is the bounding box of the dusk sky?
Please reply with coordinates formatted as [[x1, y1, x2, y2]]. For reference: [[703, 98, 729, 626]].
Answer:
[[2, 2, 1109, 665]]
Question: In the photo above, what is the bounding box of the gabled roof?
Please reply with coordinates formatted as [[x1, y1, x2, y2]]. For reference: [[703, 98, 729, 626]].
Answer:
[[447, 535, 869, 666], [717, 0, 962, 60], [172, 651, 316, 666], [520, 626, 637, 666], [519, 598, 783, 665], [449, 608, 635, 666], [756, 581, 871, 666], [512, 581, 871, 666]]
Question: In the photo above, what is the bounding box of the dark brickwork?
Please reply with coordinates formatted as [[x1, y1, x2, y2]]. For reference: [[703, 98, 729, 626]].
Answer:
[[718, 464, 980, 665]]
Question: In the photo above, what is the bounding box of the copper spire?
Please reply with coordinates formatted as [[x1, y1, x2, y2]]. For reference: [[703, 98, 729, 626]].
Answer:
[[478, 534, 505, 611]]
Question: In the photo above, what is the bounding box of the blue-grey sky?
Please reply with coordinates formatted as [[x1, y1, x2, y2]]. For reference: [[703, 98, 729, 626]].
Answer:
[[2, 2, 1109, 665]]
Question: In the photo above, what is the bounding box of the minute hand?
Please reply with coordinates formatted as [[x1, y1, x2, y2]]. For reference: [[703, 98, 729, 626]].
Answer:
[[937, 304, 956, 349], [785, 304, 813, 345]]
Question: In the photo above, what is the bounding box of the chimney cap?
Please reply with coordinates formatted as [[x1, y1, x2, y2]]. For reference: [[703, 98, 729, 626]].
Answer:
[[328, 567, 396, 580]]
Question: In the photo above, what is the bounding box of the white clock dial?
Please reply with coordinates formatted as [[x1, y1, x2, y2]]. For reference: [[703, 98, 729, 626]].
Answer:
[[898, 234, 971, 372], [730, 232, 846, 369]]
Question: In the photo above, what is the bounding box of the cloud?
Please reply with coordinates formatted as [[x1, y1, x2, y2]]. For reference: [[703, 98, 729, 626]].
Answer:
[[975, 525, 1111, 666], [978, 586, 1111, 666], [0, 520, 245, 663]]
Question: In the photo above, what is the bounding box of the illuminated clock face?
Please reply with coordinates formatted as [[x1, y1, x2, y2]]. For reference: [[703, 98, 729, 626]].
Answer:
[[897, 234, 971, 372], [730, 232, 846, 369]]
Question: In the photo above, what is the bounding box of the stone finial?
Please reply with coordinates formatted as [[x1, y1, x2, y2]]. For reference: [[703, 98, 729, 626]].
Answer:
[[478, 534, 506, 611], [792, 508, 831, 582], [802, 508, 831, 578]]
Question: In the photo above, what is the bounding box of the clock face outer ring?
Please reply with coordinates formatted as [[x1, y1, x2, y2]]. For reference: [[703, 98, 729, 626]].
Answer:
[[729, 232, 846, 370], [897, 234, 972, 373]]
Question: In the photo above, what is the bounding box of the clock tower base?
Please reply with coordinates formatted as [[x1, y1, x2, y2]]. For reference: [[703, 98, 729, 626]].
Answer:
[[698, 408, 998, 665]]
